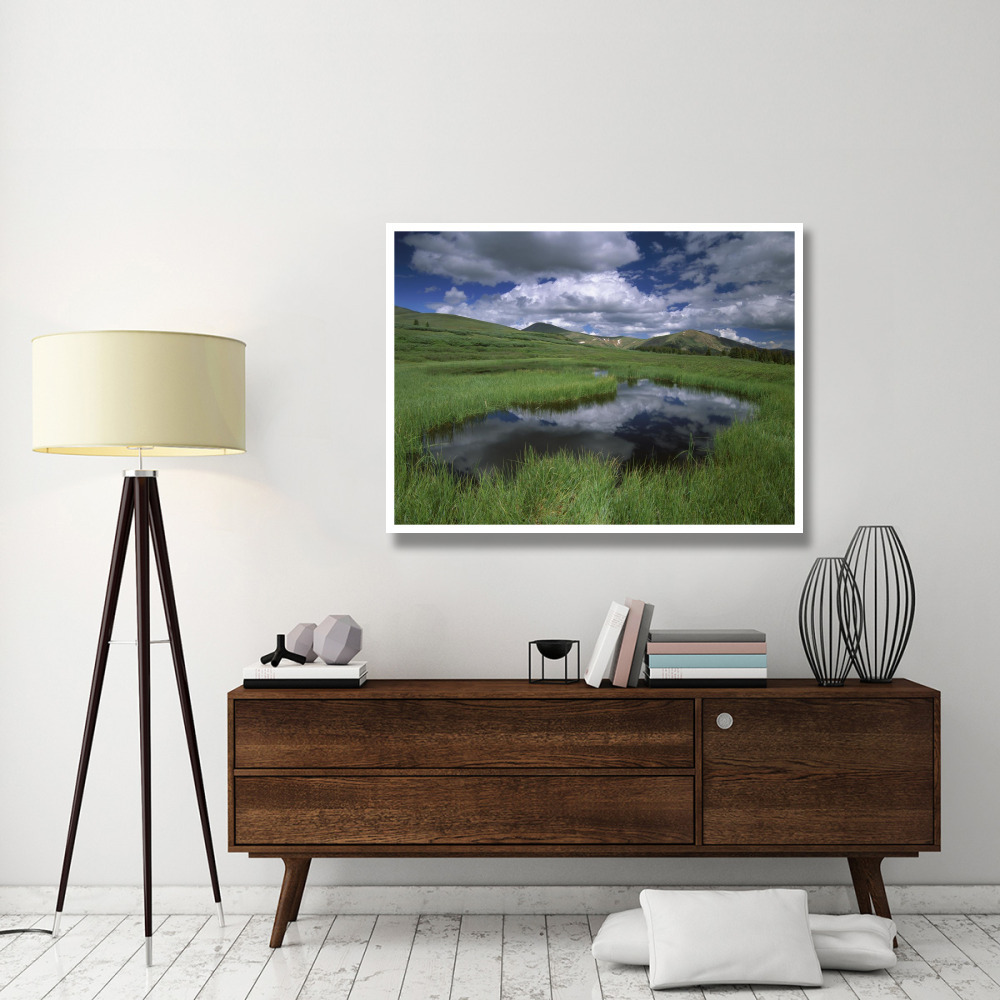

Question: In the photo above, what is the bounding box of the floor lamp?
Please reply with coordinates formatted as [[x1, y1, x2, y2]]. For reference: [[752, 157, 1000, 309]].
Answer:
[[32, 330, 245, 966]]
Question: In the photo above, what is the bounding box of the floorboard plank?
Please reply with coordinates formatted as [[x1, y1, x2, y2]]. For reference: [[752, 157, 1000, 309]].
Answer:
[[297, 913, 376, 1000], [925, 916, 1000, 989], [451, 914, 502, 1000], [398, 914, 460, 1000], [884, 931, 962, 1000], [0, 915, 84, 991], [41, 915, 156, 1000], [893, 917, 999, 1000], [92, 914, 207, 1000], [546, 915, 601, 1000], [144, 914, 250, 1000], [0, 914, 123, 1000], [803, 970, 858, 999], [346, 914, 418, 1000], [501, 915, 550, 1000], [244, 916, 333, 1000], [189, 914, 276, 1000]]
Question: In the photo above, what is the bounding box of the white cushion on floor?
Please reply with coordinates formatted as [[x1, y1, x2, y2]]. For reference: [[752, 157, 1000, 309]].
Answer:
[[639, 888, 822, 989], [592, 904, 897, 973]]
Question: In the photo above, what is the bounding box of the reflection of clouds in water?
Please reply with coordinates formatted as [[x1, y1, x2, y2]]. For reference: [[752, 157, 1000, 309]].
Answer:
[[426, 379, 755, 477]]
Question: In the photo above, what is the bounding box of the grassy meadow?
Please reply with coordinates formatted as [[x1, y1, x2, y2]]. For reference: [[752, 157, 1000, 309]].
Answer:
[[393, 309, 796, 527]]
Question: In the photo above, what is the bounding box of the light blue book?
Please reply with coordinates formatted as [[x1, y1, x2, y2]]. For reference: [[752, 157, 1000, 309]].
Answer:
[[647, 653, 767, 671]]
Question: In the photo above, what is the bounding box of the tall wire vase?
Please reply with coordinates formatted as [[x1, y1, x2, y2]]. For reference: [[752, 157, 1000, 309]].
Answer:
[[843, 525, 916, 682], [799, 557, 864, 686]]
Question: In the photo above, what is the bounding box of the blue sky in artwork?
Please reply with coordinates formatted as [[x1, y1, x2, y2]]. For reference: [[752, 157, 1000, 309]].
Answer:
[[394, 229, 797, 350]]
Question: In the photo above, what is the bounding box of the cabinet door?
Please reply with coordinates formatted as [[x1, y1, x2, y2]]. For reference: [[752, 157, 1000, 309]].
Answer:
[[702, 697, 936, 847]]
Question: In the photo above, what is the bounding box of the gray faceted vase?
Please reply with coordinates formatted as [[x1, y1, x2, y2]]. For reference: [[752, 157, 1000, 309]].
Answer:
[[315, 614, 363, 664], [286, 623, 318, 662]]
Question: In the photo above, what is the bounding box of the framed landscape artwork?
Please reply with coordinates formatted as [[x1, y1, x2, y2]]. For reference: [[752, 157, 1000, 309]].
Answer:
[[387, 224, 803, 533]]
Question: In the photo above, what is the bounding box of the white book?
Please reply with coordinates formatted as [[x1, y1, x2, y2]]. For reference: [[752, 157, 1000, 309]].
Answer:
[[648, 666, 767, 679], [583, 601, 630, 688], [244, 660, 367, 681]]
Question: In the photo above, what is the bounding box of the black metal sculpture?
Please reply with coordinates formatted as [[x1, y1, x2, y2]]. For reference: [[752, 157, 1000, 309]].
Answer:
[[261, 634, 307, 667]]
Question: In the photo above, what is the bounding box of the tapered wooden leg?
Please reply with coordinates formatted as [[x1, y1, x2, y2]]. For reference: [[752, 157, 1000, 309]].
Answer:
[[147, 479, 223, 918], [135, 477, 154, 965], [287, 858, 311, 922], [848, 856, 897, 946], [55, 479, 135, 929], [270, 858, 312, 948]]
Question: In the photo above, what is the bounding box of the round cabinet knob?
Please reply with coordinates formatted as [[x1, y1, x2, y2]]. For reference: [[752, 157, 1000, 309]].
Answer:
[[716, 712, 734, 730]]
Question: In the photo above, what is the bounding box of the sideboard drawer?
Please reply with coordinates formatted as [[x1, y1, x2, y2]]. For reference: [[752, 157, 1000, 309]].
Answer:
[[233, 773, 694, 846], [233, 698, 694, 769]]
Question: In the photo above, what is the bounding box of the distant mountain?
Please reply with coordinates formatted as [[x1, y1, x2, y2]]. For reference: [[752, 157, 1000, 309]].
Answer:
[[523, 321, 579, 335], [634, 328, 793, 360], [634, 329, 741, 355]]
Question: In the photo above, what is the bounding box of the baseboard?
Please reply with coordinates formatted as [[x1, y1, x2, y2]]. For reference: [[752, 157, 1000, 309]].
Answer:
[[3, 884, 999, 916]]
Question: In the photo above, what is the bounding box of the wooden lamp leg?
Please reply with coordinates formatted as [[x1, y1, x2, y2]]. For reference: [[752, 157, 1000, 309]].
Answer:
[[54, 479, 135, 937]]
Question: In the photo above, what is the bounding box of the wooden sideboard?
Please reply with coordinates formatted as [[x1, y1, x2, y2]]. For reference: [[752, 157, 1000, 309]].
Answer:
[[228, 678, 940, 947]]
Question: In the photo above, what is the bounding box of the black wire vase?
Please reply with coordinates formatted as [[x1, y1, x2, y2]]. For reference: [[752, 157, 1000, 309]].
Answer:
[[843, 525, 916, 682], [798, 557, 864, 686]]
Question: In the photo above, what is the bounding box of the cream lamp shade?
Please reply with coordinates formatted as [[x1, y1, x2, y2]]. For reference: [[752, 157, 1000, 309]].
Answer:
[[32, 330, 245, 456]]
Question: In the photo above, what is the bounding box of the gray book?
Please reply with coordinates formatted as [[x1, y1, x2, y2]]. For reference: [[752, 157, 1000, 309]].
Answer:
[[648, 628, 765, 644], [627, 603, 655, 687]]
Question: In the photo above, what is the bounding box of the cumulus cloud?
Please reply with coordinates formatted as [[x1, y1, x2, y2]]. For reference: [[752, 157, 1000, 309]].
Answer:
[[405, 231, 641, 285], [657, 231, 795, 332], [438, 272, 672, 336]]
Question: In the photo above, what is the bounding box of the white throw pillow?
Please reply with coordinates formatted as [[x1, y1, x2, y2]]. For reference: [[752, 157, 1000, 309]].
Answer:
[[591, 908, 650, 965], [592, 906, 897, 973], [639, 889, 823, 989], [810, 914, 897, 971]]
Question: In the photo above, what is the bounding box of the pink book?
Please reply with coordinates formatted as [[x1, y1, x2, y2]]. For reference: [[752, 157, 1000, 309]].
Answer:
[[646, 641, 766, 655], [612, 600, 646, 687]]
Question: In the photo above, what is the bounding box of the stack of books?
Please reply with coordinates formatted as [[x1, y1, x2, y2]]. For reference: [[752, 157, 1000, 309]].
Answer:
[[243, 661, 368, 689], [584, 599, 655, 688], [646, 629, 766, 687]]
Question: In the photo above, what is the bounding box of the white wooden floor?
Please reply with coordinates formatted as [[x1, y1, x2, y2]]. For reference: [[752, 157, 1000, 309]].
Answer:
[[2, 911, 1000, 1000]]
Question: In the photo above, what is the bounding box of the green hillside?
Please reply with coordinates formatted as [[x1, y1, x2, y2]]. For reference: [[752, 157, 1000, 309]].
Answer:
[[635, 329, 740, 355], [395, 308, 616, 363]]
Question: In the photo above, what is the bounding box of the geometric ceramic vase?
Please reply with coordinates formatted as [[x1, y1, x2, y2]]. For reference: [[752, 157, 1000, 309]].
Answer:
[[314, 614, 363, 664], [843, 525, 916, 683], [798, 556, 864, 686], [286, 622, 318, 662]]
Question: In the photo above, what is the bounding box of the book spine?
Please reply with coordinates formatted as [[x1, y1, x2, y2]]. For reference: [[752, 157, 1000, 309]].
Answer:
[[627, 603, 656, 687], [647, 667, 767, 679], [647, 678, 767, 688], [612, 599, 646, 687], [648, 630, 765, 644], [243, 678, 367, 688], [646, 654, 767, 671], [583, 601, 630, 688], [646, 641, 766, 655]]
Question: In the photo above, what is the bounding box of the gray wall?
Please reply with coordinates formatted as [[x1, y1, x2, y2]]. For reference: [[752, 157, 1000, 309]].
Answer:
[[1, 0, 996, 891]]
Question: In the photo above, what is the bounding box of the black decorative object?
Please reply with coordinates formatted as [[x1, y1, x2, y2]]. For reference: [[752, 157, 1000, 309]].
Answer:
[[799, 557, 864, 686], [528, 639, 580, 683], [261, 634, 307, 667], [844, 525, 916, 683]]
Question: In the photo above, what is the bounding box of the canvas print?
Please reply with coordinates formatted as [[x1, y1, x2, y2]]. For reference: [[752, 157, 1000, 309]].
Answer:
[[388, 224, 802, 533]]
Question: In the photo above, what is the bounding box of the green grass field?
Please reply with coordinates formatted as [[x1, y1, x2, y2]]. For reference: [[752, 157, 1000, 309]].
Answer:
[[393, 312, 796, 527]]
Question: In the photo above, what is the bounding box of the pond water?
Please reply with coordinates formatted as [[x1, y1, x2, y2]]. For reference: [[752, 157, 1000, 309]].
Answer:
[[423, 378, 756, 478]]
